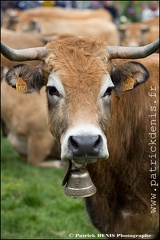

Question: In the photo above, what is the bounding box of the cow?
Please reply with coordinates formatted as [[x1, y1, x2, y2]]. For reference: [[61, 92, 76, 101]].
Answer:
[[13, 7, 113, 25], [11, 7, 119, 45], [1, 29, 62, 167], [1, 37, 159, 238], [1, 69, 61, 167], [118, 16, 159, 47]]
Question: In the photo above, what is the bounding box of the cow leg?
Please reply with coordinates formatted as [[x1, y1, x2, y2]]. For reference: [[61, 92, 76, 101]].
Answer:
[[28, 134, 62, 168]]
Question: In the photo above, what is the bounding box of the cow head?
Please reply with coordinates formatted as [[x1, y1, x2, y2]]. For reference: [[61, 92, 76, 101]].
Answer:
[[118, 24, 151, 47], [1, 38, 159, 165]]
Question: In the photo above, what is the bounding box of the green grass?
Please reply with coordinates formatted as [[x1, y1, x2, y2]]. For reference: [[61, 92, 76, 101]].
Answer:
[[1, 137, 99, 239]]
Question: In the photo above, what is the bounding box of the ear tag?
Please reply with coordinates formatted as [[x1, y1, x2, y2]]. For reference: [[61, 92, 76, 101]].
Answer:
[[16, 77, 28, 93], [122, 77, 134, 91]]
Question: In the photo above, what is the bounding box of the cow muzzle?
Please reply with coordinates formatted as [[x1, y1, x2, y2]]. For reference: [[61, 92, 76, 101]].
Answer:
[[61, 125, 109, 165], [68, 135, 102, 164]]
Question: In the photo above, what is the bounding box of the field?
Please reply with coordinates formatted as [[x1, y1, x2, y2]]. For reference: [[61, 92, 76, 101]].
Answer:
[[1, 136, 99, 239]]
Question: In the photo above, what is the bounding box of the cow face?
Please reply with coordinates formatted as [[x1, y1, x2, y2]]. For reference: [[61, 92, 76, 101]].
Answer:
[[5, 38, 149, 165], [46, 71, 114, 164], [118, 24, 150, 47]]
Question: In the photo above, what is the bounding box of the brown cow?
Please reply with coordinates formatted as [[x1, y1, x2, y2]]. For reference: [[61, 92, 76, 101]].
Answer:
[[119, 16, 159, 47], [12, 7, 119, 45], [1, 69, 61, 167], [14, 7, 113, 23], [1, 29, 62, 167], [2, 7, 112, 31], [1, 37, 159, 238]]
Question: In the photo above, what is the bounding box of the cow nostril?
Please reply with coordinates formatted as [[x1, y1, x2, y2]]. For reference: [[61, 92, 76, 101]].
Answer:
[[69, 136, 78, 152], [94, 135, 102, 152], [68, 135, 103, 157]]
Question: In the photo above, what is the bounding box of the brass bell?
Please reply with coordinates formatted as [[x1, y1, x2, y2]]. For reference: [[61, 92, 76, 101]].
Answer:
[[64, 168, 97, 198]]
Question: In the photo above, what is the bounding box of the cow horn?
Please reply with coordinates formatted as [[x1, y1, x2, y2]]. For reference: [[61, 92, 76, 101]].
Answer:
[[1, 41, 47, 61], [107, 39, 159, 59]]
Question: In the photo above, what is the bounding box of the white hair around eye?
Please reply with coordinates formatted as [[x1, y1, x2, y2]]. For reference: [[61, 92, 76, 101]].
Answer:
[[47, 71, 65, 97], [99, 73, 115, 99]]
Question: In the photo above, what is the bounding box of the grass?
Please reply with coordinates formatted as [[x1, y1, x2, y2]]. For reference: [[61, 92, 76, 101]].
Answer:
[[1, 136, 99, 239]]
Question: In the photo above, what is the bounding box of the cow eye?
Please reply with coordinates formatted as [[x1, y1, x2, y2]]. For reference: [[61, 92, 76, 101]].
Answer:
[[102, 87, 114, 98], [47, 86, 61, 97]]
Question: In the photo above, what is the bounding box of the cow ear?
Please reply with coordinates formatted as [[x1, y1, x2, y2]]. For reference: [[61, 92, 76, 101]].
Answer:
[[111, 61, 149, 92], [5, 64, 44, 93]]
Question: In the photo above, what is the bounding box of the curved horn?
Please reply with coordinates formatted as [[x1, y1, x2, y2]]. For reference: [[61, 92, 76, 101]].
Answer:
[[107, 39, 159, 59], [1, 41, 47, 61]]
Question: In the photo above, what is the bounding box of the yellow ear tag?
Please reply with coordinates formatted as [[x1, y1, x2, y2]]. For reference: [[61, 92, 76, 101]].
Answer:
[[122, 77, 134, 91], [16, 77, 28, 93]]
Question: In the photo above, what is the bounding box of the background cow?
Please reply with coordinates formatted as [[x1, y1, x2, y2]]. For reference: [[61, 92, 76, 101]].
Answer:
[[1, 37, 159, 238], [1, 74, 61, 167], [3, 7, 119, 46], [119, 16, 159, 47], [1, 29, 62, 167]]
